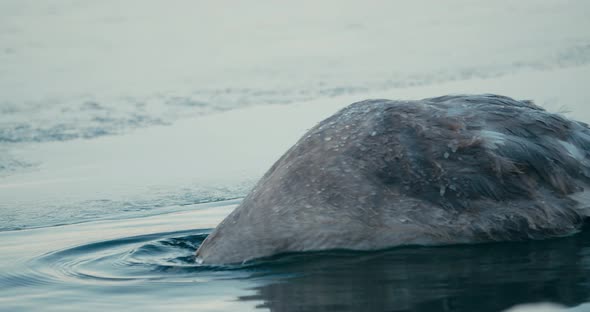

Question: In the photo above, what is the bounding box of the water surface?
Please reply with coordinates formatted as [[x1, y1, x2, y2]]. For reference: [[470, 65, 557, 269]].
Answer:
[[1, 201, 589, 311], [2, 1, 590, 311]]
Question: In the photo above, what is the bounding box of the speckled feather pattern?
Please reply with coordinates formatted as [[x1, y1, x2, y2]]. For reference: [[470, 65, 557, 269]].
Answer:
[[197, 94, 590, 264]]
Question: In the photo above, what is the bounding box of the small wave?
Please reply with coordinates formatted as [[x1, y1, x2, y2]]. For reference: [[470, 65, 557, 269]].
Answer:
[[0, 189, 250, 232], [19, 229, 273, 288], [0, 225, 589, 312], [17, 222, 590, 289]]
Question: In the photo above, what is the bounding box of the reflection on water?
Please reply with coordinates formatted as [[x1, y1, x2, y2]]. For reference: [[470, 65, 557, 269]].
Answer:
[[240, 225, 590, 312], [0, 203, 589, 312]]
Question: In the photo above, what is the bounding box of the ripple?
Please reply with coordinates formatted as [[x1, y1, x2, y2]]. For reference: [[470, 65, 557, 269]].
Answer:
[[1, 224, 590, 312], [12, 228, 367, 289], [23, 229, 250, 285]]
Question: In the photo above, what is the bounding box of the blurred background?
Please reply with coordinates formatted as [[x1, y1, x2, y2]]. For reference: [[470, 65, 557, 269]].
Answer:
[[1, 0, 589, 231]]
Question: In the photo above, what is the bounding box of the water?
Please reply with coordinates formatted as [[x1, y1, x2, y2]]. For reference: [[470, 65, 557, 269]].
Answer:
[[2, 1, 590, 311], [1, 202, 590, 311]]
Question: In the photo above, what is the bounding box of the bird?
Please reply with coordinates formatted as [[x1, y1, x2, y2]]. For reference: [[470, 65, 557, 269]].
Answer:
[[196, 94, 590, 264]]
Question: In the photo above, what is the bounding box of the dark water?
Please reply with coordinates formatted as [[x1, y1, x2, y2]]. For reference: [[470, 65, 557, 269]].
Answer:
[[1, 202, 589, 312]]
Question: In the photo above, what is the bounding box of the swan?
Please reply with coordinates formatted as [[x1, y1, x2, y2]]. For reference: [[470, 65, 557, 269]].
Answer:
[[196, 94, 590, 264]]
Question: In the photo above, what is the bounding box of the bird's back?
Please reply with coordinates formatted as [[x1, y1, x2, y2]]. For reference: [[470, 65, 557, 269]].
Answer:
[[196, 95, 590, 264]]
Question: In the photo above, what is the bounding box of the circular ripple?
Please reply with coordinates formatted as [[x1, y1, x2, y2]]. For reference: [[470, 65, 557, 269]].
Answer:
[[26, 229, 249, 285]]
